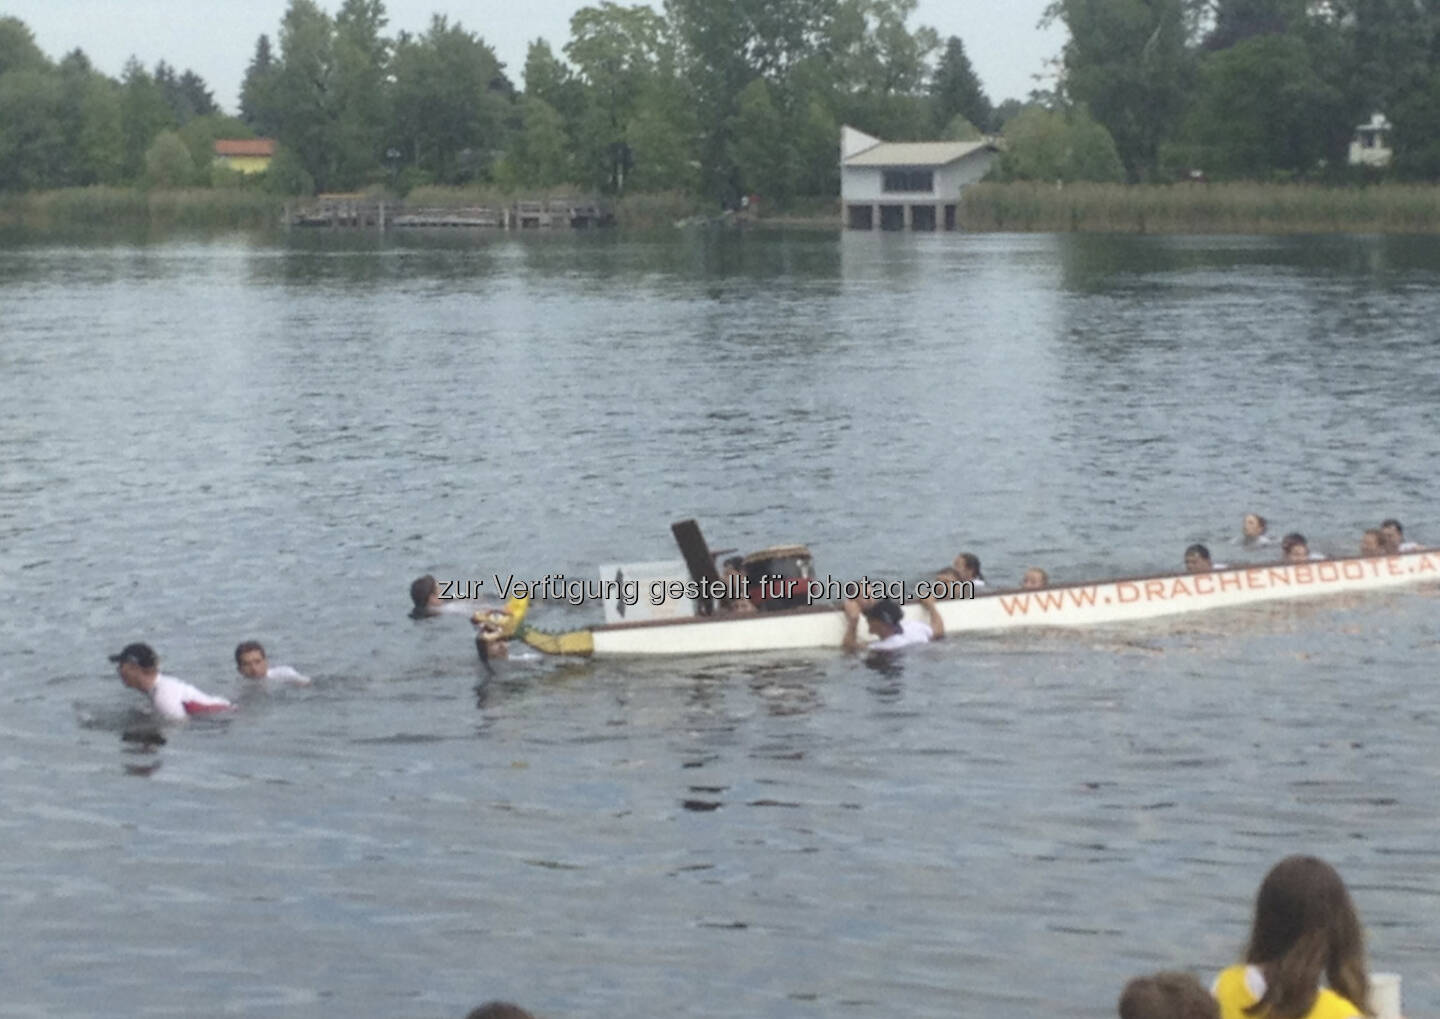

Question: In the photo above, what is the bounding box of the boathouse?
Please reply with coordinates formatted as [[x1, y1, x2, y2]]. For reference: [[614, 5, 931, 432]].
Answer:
[[840, 125, 999, 231]]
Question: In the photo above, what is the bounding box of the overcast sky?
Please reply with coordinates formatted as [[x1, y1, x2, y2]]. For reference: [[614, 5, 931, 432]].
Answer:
[[5, 0, 1064, 113]]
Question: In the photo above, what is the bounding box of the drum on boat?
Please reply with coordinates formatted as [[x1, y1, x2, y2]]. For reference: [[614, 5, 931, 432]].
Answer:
[[742, 545, 815, 610]]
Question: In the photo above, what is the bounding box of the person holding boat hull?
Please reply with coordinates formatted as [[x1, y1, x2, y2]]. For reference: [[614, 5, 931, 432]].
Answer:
[[842, 595, 944, 652]]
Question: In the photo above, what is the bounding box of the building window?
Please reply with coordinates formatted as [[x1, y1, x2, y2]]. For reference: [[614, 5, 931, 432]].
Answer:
[[882, 169, 934, 193]]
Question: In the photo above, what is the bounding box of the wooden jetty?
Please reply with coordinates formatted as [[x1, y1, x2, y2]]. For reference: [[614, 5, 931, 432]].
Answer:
[[286, 195, 613, 231]]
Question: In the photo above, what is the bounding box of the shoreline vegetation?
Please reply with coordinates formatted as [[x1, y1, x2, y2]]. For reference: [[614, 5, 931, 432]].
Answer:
[[12, 182, 1440, 236]]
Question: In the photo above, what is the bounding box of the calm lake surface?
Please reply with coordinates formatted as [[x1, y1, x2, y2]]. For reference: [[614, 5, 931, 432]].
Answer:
[[2, 228, 1439, 1018]]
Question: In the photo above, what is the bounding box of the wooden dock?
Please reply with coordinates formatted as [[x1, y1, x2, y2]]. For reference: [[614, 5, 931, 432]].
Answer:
[[286, 196, 613, 230]]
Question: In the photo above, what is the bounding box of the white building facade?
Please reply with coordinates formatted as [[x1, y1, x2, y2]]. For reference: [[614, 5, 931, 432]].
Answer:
[[840, 125, 1000, 230], [1348, 112, 1393, 169]]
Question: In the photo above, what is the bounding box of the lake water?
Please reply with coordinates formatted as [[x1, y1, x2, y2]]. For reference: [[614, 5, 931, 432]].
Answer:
[[2, 228, 1439, 1018]]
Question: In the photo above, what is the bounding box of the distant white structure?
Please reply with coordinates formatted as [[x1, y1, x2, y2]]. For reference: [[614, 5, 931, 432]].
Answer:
[[839, 125, 1001, 231], [1348, 112, 1392, 168]]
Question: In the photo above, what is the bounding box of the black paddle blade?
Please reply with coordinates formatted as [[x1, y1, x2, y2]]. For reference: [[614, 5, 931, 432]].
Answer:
[[671, 518, 719, 616]]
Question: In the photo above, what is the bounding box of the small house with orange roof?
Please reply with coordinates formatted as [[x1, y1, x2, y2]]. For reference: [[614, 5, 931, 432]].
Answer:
[[213, 138, 277, 175]]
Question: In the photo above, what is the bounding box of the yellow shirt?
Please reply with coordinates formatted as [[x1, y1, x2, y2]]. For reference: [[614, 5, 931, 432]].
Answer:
[[1213, 964, 1362, 1019]]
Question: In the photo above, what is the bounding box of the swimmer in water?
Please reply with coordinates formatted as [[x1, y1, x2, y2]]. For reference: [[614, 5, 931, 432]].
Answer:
[[110, 642, 232, 721], [234, 640, 311, 685]]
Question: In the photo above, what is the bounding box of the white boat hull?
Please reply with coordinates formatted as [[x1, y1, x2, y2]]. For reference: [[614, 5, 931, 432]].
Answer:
[[581, 550, 1440, 657]]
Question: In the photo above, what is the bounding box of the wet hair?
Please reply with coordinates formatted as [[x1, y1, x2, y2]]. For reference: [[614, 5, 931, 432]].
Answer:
[[1280, 533, 1307, 555], [234, 640, 265, 665], [1023, 567, 1048, 587], [958, 553, 984, 581], [465, 1004, 537, 1019], [1380, 518, 1403, 535], [722, 556, 744, 571], [1117, 971, 1218, 1019], [1185, 543, 1211, 562], [410, 574, 438, 609], [862, 598, 904, 629], [1242, 855, 1368, 1019], [936, 566, 962, 582]]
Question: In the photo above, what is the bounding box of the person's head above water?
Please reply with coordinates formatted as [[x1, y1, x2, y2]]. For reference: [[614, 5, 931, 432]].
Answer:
[[410, 574, 439, 615], [235, 640, 268, 679]]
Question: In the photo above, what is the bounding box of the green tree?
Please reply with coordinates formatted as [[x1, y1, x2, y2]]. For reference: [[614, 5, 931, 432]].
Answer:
[[728, 77, 795, 200], [666, 0, 841, 202], [120, 57, 177, 181], [0, 16, 50, 77], [1172, 32, 1341, 178], [1202, 0, 1308, 50], [565, 3, 672, 191], [331, 0, 390, 188], [828, 0, 938, 140], [996, 105, 1125, 182], [267, 0, 339, 188], [239, 34, 279, 133], [930, 35, 992, 134], [524, 38, 585, 121], [143, 129, 194, 187], [1391, 67, 1440, 177], [790, 94, 839, 195], [0, 69, 65, 190], [1339, 0, 1430, 120], [625, 77, 701, 191], [152, 61, 218, 124], [388, 16, 510, 184], [940, 113, 982, 140], [495, 95, 572, 188], [1046, 0, 1192, 180], [262, 144, 315, 194], [56, 49, 124, 186]]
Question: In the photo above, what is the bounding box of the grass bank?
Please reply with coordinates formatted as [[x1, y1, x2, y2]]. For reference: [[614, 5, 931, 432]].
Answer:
[[958, 181, 1440, 233], [0, 187, 286, 232]]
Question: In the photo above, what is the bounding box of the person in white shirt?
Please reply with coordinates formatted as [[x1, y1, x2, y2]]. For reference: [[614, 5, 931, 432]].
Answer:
[[234, 640, 311, 685], [110, 642, 232, 721], [842, 595, 944, 652], [1380, 518, 1421, 553]]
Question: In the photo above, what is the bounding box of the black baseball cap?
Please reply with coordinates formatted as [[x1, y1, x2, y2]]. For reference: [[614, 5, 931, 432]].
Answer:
[[108, 642, 157, 668]]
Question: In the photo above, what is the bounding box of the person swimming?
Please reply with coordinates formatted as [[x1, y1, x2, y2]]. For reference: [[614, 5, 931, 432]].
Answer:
[[410, 573, 492, 619], [234, 640, 310, 685], [109, 642, 232, 721], [1242, 513, 1273, 546]]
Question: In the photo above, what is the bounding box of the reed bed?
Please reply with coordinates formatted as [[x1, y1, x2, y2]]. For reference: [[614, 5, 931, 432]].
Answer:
[[958, 181, 1440, 233], [0, 187, 285, 231], [611, 190, 706, 229]]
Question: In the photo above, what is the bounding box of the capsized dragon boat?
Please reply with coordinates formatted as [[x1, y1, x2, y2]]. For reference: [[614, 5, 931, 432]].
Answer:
[[505, 521, 1440, 658]]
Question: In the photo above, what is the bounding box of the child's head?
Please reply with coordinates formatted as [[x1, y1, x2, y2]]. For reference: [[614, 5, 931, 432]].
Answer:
[[1118, 971, 1217, 1019], [1245, 855, 1368, 1016]]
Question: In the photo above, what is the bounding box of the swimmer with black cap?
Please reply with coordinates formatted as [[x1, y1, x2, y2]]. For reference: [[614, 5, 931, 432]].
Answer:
[[841, 593, 944, 652], [109, 642, 232, 720]]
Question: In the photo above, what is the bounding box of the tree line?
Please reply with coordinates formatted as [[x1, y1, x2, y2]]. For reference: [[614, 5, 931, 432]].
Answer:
[[1047, 0, 1440, 182], [5, 0, 1440, 205]]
